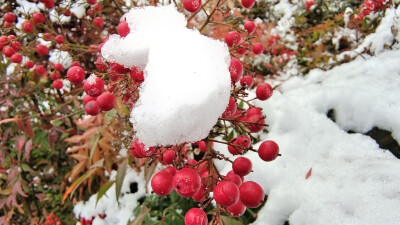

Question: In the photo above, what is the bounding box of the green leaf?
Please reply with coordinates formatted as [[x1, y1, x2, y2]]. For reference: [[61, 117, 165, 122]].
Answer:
[[115, 158, 128, 201], [89, 133, 100, 162], [53, 120, 63, 126], [96, 180, 115, 206], [104, 109, 116, 123], [128, 205, 150, 225], [221, 215, 244, 225]]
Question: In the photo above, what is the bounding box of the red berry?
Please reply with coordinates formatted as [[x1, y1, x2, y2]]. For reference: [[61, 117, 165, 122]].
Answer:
[[96, 92, 115, 111], [225, 31, 241, 47], [53, 79, 64, 89], [7, 35, 16, 41], [241, 0, 256, 8], [10, 53, 22, 63], [53, 63, 64, 71], [55, 35, 65, 44], [239, 181, 265, 208], [110, 62, 129, 74], [93, 3, 102, 11], [184, 208, 207, 225], [229, 57, 243, 82], [222, 97, 237, 117], [36, 44, 49, 55], [162, 149, 175, 164], [129, 67, 144, 82], [44, 0, 55, 9], [71, 61, 81, 67], [67, 66, 85, 84], [87, 0, 97, 4], [227, 201, 246, 217], [129, 139, 156, 158], [83, 94, 97, 105], [151, 171, 174, 196], [4, 12, 16, 23], [63, 8, 72, 17], [192, 186, 206, 202], [183, 0, 202, 13], [213, 181, 239, 207], [252, 43, 264, 55], [173, 168, 201, 197], [227, 135, 251, 155], [33, 12, 45, 24], [0, 36, 8, 44], [3, 21, 12, 28], [43, 33, 53, 41], [224, 171, 243, 186], [85, 100, 100, 116], [35, 65, 46, 75], [164, 166, 177, 176], [11, 41, 22, 51], [22, 20, 34, 33], [305, 0, 315, 12], [232, 157, 252, 177], [50, 71, 61, 80], [258, 140, 279, 161], [246, 115, 265, 133], [240, 75, 254, 88], [3, 46, 15, 57], [244, 20, 256, 33], [246, 107, 262, 117], [83, 75, 104, 97], [25, 60, 34, 69], [197, 141, 207, 152], [117, 20, 130, 37], [256, 83, 273, 100], [93, 17, 104, 28], [237, 43, 249, 55], [95, 57, 107, 71]]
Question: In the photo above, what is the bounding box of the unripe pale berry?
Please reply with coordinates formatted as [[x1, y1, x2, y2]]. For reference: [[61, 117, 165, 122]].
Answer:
[[117, 20, 130, 37], [227, 201, 246, 217], [256, 83, 273, 100], [183, 0, 202, 13], [55, 35, 65, 44], [241, 0, 256, 8], [52, 79, 63, 90], [4, 12, 16, 23], [244, 20, 256, 33], [83, 75, 104, 97], [36, 44, 49, 55], [258, 140, 279, 161], [93, 17, 104, 28], [85, 100, 100, 116], [240, 75, 254, 88], [67, 66, 85, 84], [229, 57, 243, 82], [225, 31, 241, 47], [213, 181, 240, 207], [252, 43, 264, 55], [33, 12, 45, 24], [173, 168, 201, 197], [96, 92, 115, 111], [239, 181, 265, 208], [184, 208, 207, 225], [11, 53, 22, 63], [151, 171, 174, 196], [232, 157, 252, 177]]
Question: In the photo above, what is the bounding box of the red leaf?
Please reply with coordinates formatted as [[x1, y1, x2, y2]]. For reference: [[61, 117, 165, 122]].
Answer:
[[15, 135, 25, 152], [305, 167, 312, 179], [24, 139, 33, 162], [12, 181, 28, 197]]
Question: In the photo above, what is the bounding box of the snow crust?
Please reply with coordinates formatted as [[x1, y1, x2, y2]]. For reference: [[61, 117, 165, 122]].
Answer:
[[101, 5, 231, 147], [246, 50, 400, 225], [48, 50, 73, 70]]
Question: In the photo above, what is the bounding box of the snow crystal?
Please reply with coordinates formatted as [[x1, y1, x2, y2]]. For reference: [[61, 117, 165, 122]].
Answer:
[[102, 5, 231, 146], [70, 0, 88, 19], [49, 8, 71, 24], [16, 0, 40, 16], [243, 50, 400, 225], [87, 74, 97, 85], [49, 49, 73, 69]]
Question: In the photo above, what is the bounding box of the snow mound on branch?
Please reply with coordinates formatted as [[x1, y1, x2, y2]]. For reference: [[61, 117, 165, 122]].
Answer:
[[101, 5, 231, 147]]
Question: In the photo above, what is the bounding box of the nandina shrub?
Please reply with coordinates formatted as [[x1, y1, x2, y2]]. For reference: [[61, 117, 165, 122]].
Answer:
[[0, 0, 388, 225]]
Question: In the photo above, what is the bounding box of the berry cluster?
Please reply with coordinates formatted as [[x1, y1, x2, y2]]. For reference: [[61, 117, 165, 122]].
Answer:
[[355, 0, 392, 20], [41, 213, 61, 225]]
